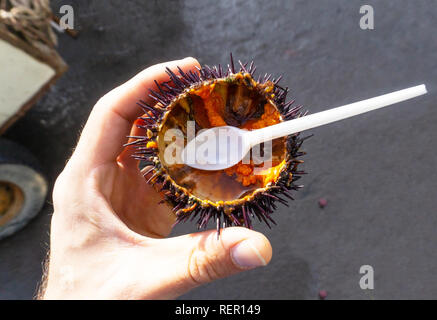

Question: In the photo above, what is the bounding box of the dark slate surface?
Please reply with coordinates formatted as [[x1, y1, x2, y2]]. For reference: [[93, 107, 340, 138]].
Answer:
[[1, 0, 436, 299]]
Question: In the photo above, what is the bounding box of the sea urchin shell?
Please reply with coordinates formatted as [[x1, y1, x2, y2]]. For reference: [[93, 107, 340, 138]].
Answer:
[[128, 54, 308, 233]]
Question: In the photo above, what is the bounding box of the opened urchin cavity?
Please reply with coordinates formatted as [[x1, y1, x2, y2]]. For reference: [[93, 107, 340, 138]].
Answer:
[[128, 54, 308, 233]]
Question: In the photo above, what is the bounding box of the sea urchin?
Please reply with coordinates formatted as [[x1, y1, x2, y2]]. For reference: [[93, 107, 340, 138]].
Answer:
[[127, 54, 308, 233]]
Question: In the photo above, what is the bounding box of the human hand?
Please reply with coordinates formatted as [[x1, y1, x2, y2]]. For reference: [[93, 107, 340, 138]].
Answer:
[[40, 58, 272, 300]]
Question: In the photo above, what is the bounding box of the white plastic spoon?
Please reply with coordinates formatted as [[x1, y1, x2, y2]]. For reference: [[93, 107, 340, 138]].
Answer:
[[182, 84, 427, 171]]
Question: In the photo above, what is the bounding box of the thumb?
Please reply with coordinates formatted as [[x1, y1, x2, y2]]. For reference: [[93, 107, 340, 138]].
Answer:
[[169, 227, 272, 293]]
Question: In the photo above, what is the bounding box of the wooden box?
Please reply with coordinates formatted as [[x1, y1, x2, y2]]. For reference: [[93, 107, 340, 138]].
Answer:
[[0, 28, 67, 134]]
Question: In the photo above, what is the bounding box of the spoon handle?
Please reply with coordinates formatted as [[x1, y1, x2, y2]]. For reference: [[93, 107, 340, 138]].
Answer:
[[248, 84, 427, 146]]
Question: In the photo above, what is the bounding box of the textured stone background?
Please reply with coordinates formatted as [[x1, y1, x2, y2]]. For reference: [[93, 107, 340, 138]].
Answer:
[[1, 0, 436, 299]]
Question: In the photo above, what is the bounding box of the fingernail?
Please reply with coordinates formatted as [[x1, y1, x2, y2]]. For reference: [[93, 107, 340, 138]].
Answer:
[[231, 240, 267, 269]]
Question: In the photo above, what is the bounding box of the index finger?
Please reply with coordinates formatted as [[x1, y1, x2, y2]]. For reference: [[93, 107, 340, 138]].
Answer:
[[71, 57, 200, 169]]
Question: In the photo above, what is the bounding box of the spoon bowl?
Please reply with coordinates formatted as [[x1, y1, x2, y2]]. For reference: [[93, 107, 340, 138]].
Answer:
[[182, 126, 251, 171]]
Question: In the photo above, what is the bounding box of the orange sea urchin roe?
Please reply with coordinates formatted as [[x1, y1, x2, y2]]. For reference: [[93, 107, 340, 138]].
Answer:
[[232, 104, 285, 187], [192, 84, 227, 127], [192, 84, 285, 188], [146, 141, 157, 149], [258, 159, 286, 185], [241, 103, 280, 129], [225, 159, 285, 187]]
